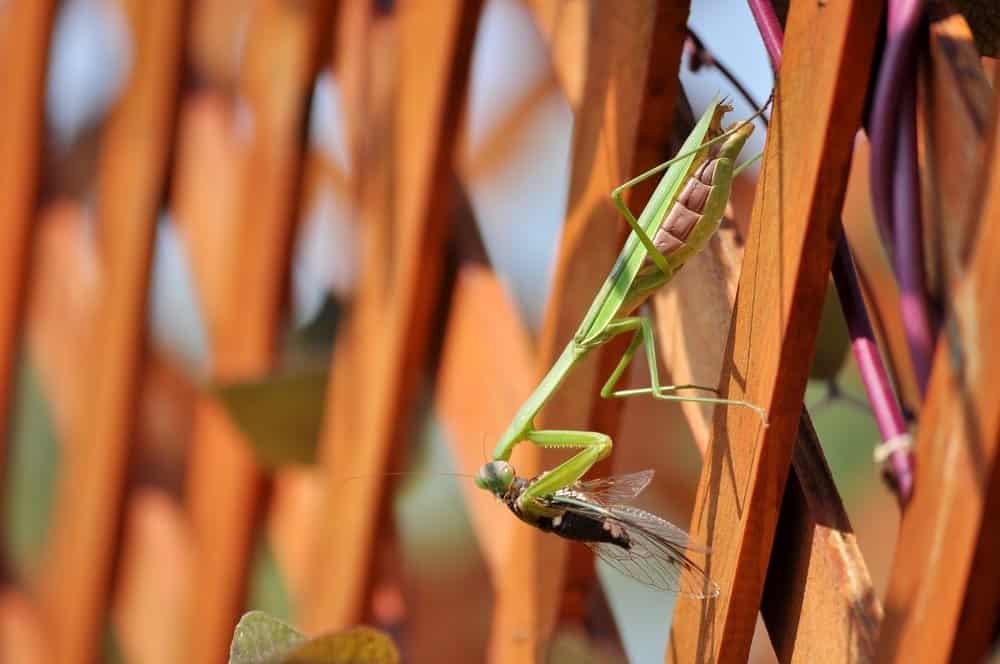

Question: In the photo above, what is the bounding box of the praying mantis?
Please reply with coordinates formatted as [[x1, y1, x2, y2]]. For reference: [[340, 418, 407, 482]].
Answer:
[[473, 98, 767, 596]]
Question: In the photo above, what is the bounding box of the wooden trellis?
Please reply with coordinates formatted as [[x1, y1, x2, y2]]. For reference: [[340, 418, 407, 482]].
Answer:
[[0, 1, 998, 663]]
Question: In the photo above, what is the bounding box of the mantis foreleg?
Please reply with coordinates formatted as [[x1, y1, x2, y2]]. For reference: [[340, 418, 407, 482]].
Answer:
[[515, 429, 611, 513]]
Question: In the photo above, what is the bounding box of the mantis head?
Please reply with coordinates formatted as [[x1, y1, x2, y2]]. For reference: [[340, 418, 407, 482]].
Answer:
[[475, 460, 515, 495]]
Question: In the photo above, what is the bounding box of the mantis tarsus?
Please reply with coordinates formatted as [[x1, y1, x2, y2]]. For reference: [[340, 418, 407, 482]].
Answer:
[[474, 99, 767, 596]]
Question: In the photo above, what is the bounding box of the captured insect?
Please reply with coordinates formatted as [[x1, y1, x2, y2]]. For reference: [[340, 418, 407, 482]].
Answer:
[[475, 98, 770, 597], [478, 466, 718, 597]]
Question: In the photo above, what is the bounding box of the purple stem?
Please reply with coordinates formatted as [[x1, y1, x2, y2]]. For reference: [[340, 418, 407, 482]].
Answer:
[[747, 0, 783, 70], [892, 72, 934, 393], [833, 238, 913, 500], [869, 0, 926, 245], [746, 0, 915, 504], [871, 0, 935, 395]]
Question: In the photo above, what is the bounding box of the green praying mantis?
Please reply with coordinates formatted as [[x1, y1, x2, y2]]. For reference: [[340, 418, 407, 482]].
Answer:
[[473, 98, 768, 597]]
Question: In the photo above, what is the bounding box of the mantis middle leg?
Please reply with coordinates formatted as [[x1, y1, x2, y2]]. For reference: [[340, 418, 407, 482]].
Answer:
[[597, 315, 768, 421]]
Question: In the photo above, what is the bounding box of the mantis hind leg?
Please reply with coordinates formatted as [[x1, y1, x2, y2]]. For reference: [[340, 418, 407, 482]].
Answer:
[[598, 315, 768, 423], [614, 147, 765, 278], [734, 150, 764, 177], [612, 181, 673, 279], [516, 429, 611, 511]]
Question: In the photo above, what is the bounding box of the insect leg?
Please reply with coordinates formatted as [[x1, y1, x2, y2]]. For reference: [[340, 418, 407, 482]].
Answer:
[[609, 116, 757, 279], [611, 179, 673, 278], [733, 150, 764, 176], [596, 317, 717, 398], [516, 429, 611, 511], [598, 316, 768, 422]]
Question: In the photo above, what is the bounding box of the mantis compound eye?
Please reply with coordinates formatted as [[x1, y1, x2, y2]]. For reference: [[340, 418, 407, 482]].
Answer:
[[474, 461, 515, 494]]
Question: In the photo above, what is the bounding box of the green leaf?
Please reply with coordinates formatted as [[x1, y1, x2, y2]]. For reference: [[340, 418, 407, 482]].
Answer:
[[281, 627, 399, 664], [212, 365, 329, 467], [228, 612, 399, 664], [229, 611, 307, 664]]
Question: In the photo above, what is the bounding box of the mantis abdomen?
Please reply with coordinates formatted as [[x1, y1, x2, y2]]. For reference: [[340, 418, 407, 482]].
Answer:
[[653, 158, 728, 264], [622, 122, 752, 314]]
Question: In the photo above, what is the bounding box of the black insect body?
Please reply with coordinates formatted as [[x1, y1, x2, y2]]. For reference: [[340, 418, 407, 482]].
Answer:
[[498, 469, 719, 598], [533, 498, 632, 547]]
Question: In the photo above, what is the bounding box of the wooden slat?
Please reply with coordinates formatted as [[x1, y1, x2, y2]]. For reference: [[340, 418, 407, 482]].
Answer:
[[329, 0, 369, 168], [523, 0, 587, 109], [102, 355, 198, 659], [0, 0, 55, 488], [266, 469, 327, 613], [761, 415, 882, 662], [167, 93, 247, 664], [0, 588, 47, 664], [874, 93, 1000, 664], [42, 3, 185, 662], [170, 0, 251, 350], [654, 216, 882, 661], [919, 4, 993, 300], [437, 255, 533, 581], [303, 0, 379, 633], [307, 0, 483, 630], [182, 2, 330, 661], [170, 91, 247, 342], [111, 489, 191, 664], [23, 201, 99, 457], [654, 223, 744, 451], [666, 1, 882, 661], [188, 0, 252, 86]]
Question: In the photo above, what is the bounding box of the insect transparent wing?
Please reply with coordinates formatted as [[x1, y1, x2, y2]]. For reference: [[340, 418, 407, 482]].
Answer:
[[569, 469, 655, 505], [608, 504, 711, 554], [587, 504, 718, 598]]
